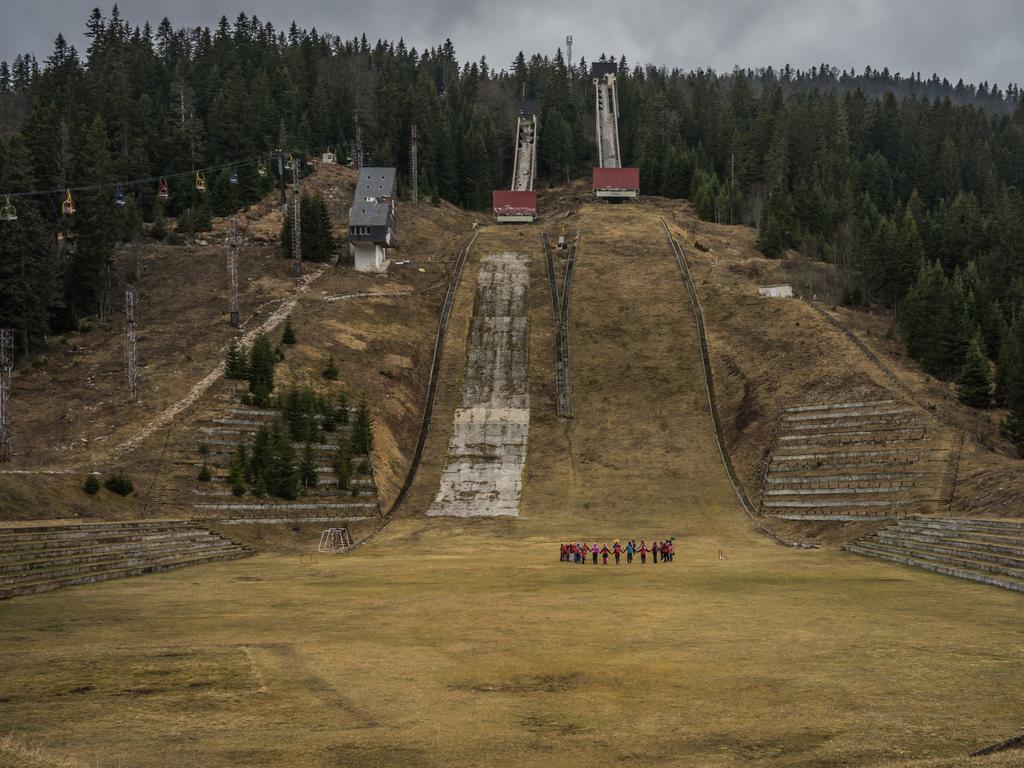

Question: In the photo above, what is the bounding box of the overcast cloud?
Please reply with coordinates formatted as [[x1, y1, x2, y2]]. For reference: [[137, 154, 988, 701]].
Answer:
[[2, 0, 1022, 87]]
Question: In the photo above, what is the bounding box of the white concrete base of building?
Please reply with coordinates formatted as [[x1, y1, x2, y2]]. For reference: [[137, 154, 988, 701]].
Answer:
[[351, 242, 389, 273]]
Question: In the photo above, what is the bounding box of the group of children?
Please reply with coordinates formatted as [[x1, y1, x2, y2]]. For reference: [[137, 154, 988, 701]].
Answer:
[[559, 539, 675, 565]]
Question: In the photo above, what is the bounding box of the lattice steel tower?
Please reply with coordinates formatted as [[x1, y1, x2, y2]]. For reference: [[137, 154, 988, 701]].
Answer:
[[125, 288, 139, 403], [355, 122, 364, 170], [291, 164, 302, 277], [410, 122, 418, 205], [228, 216, 241, 326], [0, 328, 12, 462]]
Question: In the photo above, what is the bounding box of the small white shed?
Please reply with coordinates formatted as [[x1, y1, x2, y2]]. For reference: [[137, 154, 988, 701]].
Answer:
[[758, 284, 794, 298]]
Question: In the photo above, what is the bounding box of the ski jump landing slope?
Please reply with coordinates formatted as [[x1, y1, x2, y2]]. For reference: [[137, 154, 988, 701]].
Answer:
[[427, 252, 531, 517]]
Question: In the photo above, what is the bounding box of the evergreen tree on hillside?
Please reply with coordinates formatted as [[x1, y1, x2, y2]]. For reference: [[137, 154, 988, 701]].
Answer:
[[224, 337, 247, 379], [247, 334, 275, 405], [901, 261, 969, 380], [957, 334, 992, 408], [0, 137, 59, 356], [281, 192, 335, 263], [351, 399, 374, 454], [67, 114, 117, 319], [281, 317, 297, 345]]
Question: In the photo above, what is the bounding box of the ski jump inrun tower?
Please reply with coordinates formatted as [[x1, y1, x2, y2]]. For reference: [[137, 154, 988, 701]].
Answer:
[[591, 62, 639, 199], [493, 101, 539, 223]]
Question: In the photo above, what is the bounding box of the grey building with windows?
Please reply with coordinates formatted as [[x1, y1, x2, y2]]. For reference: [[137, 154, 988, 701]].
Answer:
[[348, 167, 397, 272]]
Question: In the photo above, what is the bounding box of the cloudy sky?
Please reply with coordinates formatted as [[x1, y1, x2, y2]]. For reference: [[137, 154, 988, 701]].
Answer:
[[3, 0, 1021, 87]]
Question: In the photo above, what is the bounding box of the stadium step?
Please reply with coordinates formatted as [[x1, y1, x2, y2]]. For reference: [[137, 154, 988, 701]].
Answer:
[[763, 486, 908, 497], [844, 543, 1024, 594], [844, 517, 1024, 593], [781, 407, 914, 423], [0, 522, 253, 600], [781, 400, 897, 414]]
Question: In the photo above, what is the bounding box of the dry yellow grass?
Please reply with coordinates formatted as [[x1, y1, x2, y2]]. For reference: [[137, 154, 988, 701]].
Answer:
[[2, 201, 1024, 767]]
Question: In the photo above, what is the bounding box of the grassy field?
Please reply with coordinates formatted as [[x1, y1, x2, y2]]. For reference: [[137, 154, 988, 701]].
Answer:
[[2, 203, 1023, 767]]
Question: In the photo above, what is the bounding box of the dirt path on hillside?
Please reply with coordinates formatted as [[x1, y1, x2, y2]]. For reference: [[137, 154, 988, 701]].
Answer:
[[103, 265, 329, 465]]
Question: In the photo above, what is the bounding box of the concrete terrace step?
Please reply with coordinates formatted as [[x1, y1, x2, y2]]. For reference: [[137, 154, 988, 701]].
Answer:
[[763, 486, 910, 497], [0, 538, 237, 574], [766, 458, 937, 475], [786, 416, 921, 432], [777, 432, 928, 449], [192, 486, 374, 498], [0, 547, 254, 600], [207, 515, 373, 525], [766, 471, 921, 483], [782, 408, 913, 423], [782, 403, 897, 415], [196, 474, 373, 487], [845, 542, 1024, 593], [762, 498, 913, 509], [872, 532, 1024, 571], [0, 531, 227, 560], [0, 545, 247, 586], [782, 400, 897, 414], [892, 529, 1024, 551], [0, 520, 197, 536], [0, 528, 209, 548], [768, 513, 900, 522], [771, 447, 940, 463], [192, 502, 379, 512], [899, 517, 1024, 534], [0, 536, 228, 569]]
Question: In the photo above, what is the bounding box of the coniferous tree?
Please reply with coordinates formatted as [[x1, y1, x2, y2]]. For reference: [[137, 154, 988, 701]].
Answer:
[[334, 439, 352, 491], [957, 334, 992, 408], [300, 442, 317, 488], [224, 337, 247, 379], [0, 136, 58, 356], [67, 114, 117, 319], [228, 446, 247, 496], [247, 334, 275, 405], [351, 398, 373, 454], [281, 317, 297, 345]]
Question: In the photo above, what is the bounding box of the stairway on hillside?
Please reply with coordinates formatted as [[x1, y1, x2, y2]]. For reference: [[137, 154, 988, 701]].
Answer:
[[845, 517, 1024, 593], [760, 398, 958, 521], [156, 382, 382, 524], [0, 521, 253, 599]]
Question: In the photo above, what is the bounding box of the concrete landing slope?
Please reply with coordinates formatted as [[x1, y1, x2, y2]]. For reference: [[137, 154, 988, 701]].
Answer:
[[427, 252, 531, 517]]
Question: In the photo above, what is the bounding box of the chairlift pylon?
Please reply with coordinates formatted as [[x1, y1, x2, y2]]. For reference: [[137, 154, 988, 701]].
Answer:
[[195, 172, 207, 193], [158, 179, 169, 201], [114, 183, 126, 208], [1, 196, 16, 222], [61, 190, 76, 216]]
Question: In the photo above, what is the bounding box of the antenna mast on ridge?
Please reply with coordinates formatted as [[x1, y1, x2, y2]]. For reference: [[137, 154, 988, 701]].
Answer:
[[566, 35, 573, 88]]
